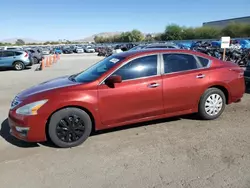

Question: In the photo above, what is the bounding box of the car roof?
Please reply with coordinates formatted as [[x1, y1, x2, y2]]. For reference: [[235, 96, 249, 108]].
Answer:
[[117, 49, 187, 57], [116, 48, 218, 60]]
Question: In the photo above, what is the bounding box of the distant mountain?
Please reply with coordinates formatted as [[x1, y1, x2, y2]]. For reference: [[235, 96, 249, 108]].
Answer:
[[0, 38, 44, 44], [1, 32, 161, 44]]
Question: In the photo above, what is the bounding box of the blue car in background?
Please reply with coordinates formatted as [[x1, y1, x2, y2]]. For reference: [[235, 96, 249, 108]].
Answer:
[[53, 48, 62, 54], [0, 50, 33, 70], [238, 40, 250, 48]]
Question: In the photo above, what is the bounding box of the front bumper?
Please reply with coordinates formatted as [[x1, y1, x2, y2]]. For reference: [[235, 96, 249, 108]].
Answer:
[[8, 110, 47, 142]]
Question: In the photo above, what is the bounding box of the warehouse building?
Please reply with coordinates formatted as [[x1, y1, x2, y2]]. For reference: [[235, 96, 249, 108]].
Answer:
[[203, 16, 250, 28]]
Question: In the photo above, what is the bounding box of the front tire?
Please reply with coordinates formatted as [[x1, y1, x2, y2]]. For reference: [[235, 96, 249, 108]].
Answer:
[[48, 107, 92, 148], [198, 88, 226, 120]]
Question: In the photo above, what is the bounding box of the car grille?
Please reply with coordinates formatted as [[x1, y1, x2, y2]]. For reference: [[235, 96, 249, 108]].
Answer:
[[11, 97, 21, 109]]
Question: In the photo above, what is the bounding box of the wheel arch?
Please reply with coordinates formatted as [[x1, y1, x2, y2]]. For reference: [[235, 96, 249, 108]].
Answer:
[[207, 85, 230, 104], [12, 60, 24, 66], [45, 105, 96, 141]]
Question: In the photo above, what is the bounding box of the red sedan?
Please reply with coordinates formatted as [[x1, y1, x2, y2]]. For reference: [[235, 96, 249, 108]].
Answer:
[[8, 49, 245, 148]]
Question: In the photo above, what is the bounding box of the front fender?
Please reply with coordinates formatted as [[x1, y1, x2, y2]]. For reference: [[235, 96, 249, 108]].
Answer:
[[39, 91, 103, 130]]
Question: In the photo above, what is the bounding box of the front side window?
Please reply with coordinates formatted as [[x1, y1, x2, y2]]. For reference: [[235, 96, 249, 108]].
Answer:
[[74, 55, 126, 83], [112, 55, 158, 80], [163, 53, 200, 74], [2, 51, 15, 57]]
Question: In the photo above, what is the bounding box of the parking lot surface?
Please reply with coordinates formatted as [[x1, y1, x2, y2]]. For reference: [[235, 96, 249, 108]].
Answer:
[[0, 54, 250, 188]]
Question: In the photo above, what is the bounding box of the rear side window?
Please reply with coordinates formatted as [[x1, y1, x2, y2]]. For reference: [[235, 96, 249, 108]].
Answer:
[[15, 52, 22, 56], [197, 56, 210, 67], [2, 51, 15, 57], [163, 53, 200, 74]]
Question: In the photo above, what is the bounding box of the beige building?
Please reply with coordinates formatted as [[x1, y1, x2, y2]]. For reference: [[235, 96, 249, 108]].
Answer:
[[203, 16, 250, 28]]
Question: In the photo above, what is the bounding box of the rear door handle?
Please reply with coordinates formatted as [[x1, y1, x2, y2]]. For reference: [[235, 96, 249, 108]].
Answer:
[[196, 74, 205, 79], [147, 83, 160, 88]]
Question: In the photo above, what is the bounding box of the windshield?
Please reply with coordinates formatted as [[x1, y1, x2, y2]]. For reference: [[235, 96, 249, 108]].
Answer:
[[73, 55, 126, 83]]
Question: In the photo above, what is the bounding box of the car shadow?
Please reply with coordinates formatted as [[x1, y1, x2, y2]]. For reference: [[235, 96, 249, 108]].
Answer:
[[245, 82, 250, 94], [0, 119, 39, 148], [0, 67, 32, 72], [0, 114, 206, 148], [91, 116, 183, 137]]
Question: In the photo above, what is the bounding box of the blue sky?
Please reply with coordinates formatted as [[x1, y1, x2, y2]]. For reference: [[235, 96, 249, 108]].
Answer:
[[1, 0, 249, 40]]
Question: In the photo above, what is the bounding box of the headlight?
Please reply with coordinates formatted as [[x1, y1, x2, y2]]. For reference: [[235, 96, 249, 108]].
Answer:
[[16, 100, 48, 115]]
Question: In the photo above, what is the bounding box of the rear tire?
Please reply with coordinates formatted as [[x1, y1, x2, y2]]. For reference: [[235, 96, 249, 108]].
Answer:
[[198, 88, 226, 120], [13, 61, 25, 71], [48, 107, 92, 148], [33, 57, 39, 64]]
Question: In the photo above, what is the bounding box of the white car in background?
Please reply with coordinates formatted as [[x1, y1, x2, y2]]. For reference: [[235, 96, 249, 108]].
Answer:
[[42, 48, 50, 55], [76, 47, 84, 53], [2, 46, 23, 50], [84, 46, 95, 53]]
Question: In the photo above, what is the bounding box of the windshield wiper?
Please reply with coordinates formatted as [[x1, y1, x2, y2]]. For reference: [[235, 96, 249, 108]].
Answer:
[[68, 74, 76, 82]]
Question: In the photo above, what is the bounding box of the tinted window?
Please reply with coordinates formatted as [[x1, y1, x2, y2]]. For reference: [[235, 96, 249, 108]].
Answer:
[[15, 52, 22, 56], [29, 50, 35, 53], [112, 55, 158, 80], [163, 53, 199, 73], [197, 56, 210, 67], [2, 51, 15, 57], [166, 46, 176, 48]]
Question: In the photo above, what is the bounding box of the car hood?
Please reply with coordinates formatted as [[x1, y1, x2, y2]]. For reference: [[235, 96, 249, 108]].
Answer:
[[17, 76, 79, 99]]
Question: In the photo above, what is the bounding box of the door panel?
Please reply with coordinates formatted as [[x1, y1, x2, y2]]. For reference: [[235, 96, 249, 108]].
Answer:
[[97, 54, 164, 126], [162, 70, 210, 113], [98, 76, 164, 126], [161, 53, 211, 113], [1, 51, 15, 66]]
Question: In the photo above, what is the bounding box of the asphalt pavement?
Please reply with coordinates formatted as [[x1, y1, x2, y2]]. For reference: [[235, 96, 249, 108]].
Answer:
[[0, 53, 250, 188]]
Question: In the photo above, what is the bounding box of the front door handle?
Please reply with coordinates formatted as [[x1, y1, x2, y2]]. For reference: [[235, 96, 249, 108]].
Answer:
[[196, 74, 205, 79], [148, 83, 160, 88]]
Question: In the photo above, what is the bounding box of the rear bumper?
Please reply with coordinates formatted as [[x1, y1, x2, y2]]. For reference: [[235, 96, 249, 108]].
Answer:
[[244, 76, 250, 82], [24, 59, 33, 66]]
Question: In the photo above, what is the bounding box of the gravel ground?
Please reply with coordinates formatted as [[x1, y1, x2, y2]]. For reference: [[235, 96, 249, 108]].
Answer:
[[0, 54, 250, 188]]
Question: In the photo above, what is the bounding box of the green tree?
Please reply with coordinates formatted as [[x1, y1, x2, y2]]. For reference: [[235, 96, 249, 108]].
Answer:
[[194, 26, 221, 39], [144, 34, 155, 42], [162, 24, 183, 40], [221, 22, 250, 38], [182, 27, 196, 40], [15, 39, 25, 45], [130, 29, 144, 42], [154, 34, 163, 41]]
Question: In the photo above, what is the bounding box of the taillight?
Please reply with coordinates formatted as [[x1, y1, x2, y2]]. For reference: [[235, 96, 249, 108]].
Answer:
[[24, 52, 28, 57], [229, 68, 244, 78]]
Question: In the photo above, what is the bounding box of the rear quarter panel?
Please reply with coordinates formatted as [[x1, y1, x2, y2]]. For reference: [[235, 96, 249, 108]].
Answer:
[[208, 61, 245, 103]]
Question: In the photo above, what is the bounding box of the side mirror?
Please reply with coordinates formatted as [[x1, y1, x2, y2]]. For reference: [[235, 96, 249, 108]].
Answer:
[[105, 75, 122, 85]]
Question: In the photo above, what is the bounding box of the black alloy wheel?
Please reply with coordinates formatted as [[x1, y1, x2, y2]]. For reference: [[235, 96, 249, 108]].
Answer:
[[48, 108, 92, 148], [56, 115, 85, 143]]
